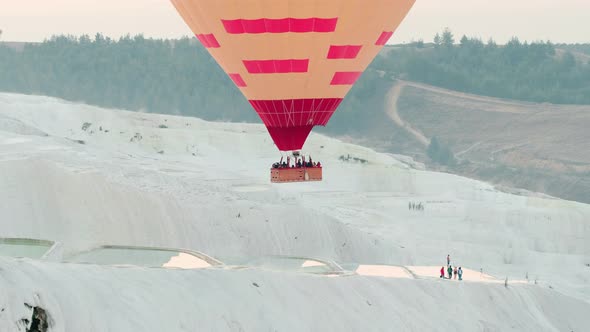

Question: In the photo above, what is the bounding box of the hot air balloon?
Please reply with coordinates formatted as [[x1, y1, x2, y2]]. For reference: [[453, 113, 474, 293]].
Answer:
[[170, 0, 415, 182]]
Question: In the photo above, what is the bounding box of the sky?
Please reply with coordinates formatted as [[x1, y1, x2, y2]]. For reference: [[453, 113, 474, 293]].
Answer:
[[0, 0, 588, 44]]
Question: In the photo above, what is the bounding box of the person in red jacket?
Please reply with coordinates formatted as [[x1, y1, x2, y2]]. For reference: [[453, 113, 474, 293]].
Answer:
[[440, 266, 445, 278]]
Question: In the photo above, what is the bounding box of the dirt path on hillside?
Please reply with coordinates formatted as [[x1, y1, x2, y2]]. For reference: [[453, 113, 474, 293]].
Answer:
[[384, 78, 553, 147], [455, 141, 482, 158], [397, 80, 540, 113], [385, 82, 430, 146]]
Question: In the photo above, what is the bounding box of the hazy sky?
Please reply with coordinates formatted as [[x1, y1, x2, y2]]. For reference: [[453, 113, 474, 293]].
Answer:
[[0, 0, 588, 44]]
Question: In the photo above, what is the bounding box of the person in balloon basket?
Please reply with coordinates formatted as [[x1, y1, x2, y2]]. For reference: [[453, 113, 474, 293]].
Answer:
[[273, 157, 322, 169]]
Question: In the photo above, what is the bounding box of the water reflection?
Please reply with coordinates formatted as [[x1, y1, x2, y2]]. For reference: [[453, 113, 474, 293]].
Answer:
[[0, 238, 54, 259]]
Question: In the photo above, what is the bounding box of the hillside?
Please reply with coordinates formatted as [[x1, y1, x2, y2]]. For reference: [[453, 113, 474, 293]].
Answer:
[[1, 93, 589, 330], [3, 257, 590, 332], [369, 80, 590, 203], [1, 36, 589, 204], [376, 36, 590, 105], [1, 34, 589, 124]]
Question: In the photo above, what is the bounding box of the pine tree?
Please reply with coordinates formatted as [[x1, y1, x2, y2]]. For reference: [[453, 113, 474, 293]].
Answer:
[[442, 28, 455, 47], [433, 33, 441, 47]]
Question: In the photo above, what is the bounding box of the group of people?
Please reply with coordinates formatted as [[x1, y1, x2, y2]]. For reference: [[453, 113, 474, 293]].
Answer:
[[272, 156, 321, 169], [440, 254, 463, 280], [408, 202, 425, 211]]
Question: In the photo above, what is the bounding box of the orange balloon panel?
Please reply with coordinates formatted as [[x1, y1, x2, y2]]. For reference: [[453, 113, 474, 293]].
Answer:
[[171, 0, 415, 151]]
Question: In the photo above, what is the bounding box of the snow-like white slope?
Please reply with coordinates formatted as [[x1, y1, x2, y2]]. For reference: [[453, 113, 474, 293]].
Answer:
[[2, 257, 590, 332], [0, 93, 589, 331]]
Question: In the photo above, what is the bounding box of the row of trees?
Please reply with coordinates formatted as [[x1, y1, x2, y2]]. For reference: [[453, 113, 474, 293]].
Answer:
[[376, 29, 590, 104], [0, 35, 255, 122], [557, 43, 590, 56], [0, 34, 385, 134], [0, 31, 588, 138]]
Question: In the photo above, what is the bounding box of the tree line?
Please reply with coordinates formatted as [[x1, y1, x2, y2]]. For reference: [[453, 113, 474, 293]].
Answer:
[[0, 35, 257, 122], [0, 30, 588, 136], [557, 43, 590, 56], [0, 34, 385, 135], [375, 29, 590, 105]]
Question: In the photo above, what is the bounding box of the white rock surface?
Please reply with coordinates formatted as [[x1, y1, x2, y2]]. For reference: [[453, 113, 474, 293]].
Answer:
[[0, 93, 589, 331]]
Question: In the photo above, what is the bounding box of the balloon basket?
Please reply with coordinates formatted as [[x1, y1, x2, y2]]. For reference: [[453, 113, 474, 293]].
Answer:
[[270, 167, 322, 183]]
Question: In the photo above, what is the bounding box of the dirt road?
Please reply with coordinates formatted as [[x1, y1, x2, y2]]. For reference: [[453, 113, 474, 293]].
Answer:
[[385, 82, 430, 146]]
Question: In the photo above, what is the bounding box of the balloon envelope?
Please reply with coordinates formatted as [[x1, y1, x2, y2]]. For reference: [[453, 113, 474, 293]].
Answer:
[[171, 0, 415, 151]]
